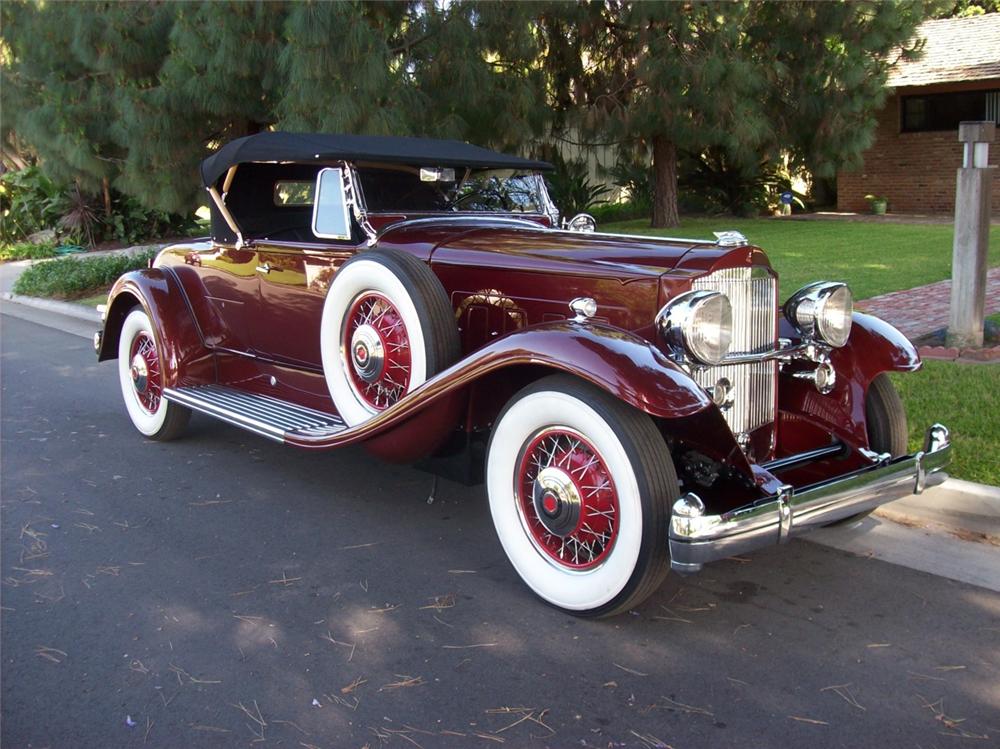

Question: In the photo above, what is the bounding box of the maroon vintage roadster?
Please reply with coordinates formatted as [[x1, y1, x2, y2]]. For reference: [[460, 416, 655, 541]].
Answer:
[[95, 132, 951, 616]]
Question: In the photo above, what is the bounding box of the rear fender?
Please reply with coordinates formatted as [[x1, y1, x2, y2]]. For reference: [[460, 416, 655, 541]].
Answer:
[[97, 269, 215, 387]]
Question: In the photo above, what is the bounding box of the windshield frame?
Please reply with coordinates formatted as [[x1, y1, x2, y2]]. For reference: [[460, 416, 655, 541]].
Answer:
[[351, 164, 559, 224]]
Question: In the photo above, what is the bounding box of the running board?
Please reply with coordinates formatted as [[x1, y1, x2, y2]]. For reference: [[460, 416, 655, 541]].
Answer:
[[163, 385, 347, 442]]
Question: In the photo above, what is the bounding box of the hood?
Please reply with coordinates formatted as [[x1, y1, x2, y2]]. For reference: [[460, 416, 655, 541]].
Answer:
[[376, 217, 722, 282]]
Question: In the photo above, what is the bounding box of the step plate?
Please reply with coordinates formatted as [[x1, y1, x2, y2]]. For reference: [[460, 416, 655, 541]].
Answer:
[[163, 385, 347, 442]]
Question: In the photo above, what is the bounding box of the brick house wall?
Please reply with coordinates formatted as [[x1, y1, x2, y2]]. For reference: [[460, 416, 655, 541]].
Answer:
[[837, 83, 1000, 215]]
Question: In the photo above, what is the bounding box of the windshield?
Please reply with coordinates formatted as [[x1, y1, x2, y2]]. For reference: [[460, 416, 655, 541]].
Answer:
[[357, 166, 545, 214]]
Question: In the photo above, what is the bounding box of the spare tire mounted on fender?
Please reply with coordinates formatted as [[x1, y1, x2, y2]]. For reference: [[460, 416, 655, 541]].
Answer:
[[321, 248, 460, 426]]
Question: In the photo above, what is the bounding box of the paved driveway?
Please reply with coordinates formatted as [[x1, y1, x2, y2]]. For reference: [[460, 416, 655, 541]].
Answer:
[[2, 314, 998, 748]]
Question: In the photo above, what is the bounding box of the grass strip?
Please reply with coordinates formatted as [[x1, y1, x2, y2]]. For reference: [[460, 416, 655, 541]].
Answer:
[[603, 217, 1000, 300], [891, 360, 1000, 486]]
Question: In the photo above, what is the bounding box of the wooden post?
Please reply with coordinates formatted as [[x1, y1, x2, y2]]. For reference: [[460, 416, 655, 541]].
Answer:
[[947, 121, 995, 349]]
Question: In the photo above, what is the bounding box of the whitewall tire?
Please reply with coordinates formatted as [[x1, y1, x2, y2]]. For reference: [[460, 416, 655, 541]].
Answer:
[[321, 249, 459, 426], [486, 375, 678, 617], [117, 308, 189, 440]]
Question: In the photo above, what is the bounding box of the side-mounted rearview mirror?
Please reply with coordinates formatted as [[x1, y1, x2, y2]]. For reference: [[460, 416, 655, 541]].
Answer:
[[563, 213, 596, 233]]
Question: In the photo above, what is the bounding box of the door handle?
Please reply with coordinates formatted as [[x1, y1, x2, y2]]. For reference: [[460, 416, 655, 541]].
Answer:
[[256, 262, 272, 274]]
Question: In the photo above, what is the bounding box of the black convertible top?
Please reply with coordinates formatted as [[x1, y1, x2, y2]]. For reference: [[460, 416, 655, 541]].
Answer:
[[200, 131, 552, 186]]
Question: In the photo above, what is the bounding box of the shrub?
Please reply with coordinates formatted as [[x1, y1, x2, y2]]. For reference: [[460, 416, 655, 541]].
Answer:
[[12, 249, 157, 299], [544, 154, 611, 218], [678, 148, 808, 216], [589, 201, 649, 224], [0, 241, 59, 262], [605, 159, 653, 213], [0, 167, 196, 247], [0, 167, 64, 243]]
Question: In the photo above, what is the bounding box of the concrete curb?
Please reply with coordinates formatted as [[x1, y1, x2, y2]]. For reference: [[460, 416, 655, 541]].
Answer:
[[2, 292, 100, 323], [882, 477, 1000, 537]]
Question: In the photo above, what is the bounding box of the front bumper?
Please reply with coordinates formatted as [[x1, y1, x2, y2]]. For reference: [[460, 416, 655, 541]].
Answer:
[[668, 424, 952, 573]]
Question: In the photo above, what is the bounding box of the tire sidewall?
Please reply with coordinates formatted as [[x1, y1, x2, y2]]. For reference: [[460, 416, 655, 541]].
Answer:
[[321, 257, 429, 426], [118, 308, 168, 437], [486, 388, 644, 612]]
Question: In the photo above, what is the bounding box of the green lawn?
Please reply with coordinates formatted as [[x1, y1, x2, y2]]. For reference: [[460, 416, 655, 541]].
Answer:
[[602, 217, 1000, 300], [76, 292, 108, 308], [890, 361, 1000, 486]]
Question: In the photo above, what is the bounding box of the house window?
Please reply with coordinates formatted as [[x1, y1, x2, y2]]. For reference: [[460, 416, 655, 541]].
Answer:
[[901, 89, 1000, 132]]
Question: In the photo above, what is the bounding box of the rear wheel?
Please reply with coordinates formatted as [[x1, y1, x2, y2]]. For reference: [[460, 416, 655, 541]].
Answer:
[[827, 372, 908, 526], [117, 308, 190, 441], [486, 375, 679, 617], [321, 249, 459, 426]]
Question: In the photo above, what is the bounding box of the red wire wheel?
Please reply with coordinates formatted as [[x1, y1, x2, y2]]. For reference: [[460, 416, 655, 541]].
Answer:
[[128, 331, 162, 414], [516, 428, 619, 570], [342, 292, 412, 411]]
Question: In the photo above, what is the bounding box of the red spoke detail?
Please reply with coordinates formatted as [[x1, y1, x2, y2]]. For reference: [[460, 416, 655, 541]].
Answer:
[[516, 429, 619, 570], [343, 293, 412, 411], [129, 332, 162, 414]]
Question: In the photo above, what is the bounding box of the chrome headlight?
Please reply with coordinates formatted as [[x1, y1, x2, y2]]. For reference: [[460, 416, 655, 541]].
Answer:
[[657, 290, 733, 365], [784, 282, 853, 347]]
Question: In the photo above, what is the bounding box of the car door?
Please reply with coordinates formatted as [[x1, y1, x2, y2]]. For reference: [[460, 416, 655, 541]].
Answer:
[[249, 167, 361, 367], [250, 242, 356, 367], [177, 243, 260, 354]]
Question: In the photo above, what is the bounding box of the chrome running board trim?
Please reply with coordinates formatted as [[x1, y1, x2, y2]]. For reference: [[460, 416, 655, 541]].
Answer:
[[164, 385, 346, 442]]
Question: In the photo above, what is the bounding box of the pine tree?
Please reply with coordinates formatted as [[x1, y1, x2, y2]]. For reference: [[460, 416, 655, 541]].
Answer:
[[116, 1, 288, 212], [2, 1, 172, 198], [277, 1, 420, 135], [539, 1, 928, 227]]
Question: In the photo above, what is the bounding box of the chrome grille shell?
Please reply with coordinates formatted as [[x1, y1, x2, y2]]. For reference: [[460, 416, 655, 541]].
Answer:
[[691, 267, 777, 437]]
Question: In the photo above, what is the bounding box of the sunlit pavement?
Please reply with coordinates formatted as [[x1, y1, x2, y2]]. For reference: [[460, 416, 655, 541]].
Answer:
[[3, 313, 998, 748]]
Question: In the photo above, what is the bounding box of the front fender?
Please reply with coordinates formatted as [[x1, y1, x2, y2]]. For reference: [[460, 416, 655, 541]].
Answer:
[[288, 320, 713, 456], [468, 321, 713, 420], [831, 312, 921, 379], [778, 312, 920, 450], [97, 268, 214, 388]]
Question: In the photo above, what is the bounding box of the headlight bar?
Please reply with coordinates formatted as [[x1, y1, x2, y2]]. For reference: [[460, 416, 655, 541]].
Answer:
[[656, 290, 734, 366], [783, 282, 854, 348]]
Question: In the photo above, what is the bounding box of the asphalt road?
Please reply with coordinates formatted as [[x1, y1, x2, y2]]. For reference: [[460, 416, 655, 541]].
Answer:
[[2, 312, 998, 749]]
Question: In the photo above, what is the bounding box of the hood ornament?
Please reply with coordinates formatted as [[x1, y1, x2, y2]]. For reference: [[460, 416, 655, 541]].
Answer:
[[713, 230, 748, 247]]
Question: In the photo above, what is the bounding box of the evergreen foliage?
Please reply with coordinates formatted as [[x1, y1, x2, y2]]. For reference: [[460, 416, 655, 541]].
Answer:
[[2, 0, 932, 227], [536, 1, 929, 226]]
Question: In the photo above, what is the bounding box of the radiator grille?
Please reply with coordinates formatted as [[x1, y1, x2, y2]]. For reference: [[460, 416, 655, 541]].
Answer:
[[691, 267, 777, 436]]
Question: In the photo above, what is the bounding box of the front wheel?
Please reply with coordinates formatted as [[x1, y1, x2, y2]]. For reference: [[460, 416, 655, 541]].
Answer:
[[826, 372, 908, 527], [117, 308, 190, 441], [486, 375, 679, 617]]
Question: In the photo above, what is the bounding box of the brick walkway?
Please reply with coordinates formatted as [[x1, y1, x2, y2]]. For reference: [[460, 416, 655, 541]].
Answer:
[[856, 267, 1000, 341]]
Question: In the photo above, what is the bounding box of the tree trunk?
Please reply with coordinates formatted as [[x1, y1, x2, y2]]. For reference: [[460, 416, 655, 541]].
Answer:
[[102, 176, 112, 217], [651, 135, 680, 228]]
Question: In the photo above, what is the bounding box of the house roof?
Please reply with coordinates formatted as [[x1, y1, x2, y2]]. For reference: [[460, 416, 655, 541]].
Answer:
[[200, 131, 552, 187], [887, 13, 1000, 88]]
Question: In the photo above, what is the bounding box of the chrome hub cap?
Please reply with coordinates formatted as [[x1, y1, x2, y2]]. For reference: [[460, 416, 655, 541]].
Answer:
[[130, 354, 149, 393], [350, 324, 385, 383], [517, 429, 619, 570], [532, 466, 582, 537], [127, 331, 161, 414], [342, 293, 412, 411]]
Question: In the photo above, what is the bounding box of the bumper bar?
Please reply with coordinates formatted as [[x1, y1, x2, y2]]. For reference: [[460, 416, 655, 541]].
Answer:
[[668, 424, 951, 574]]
